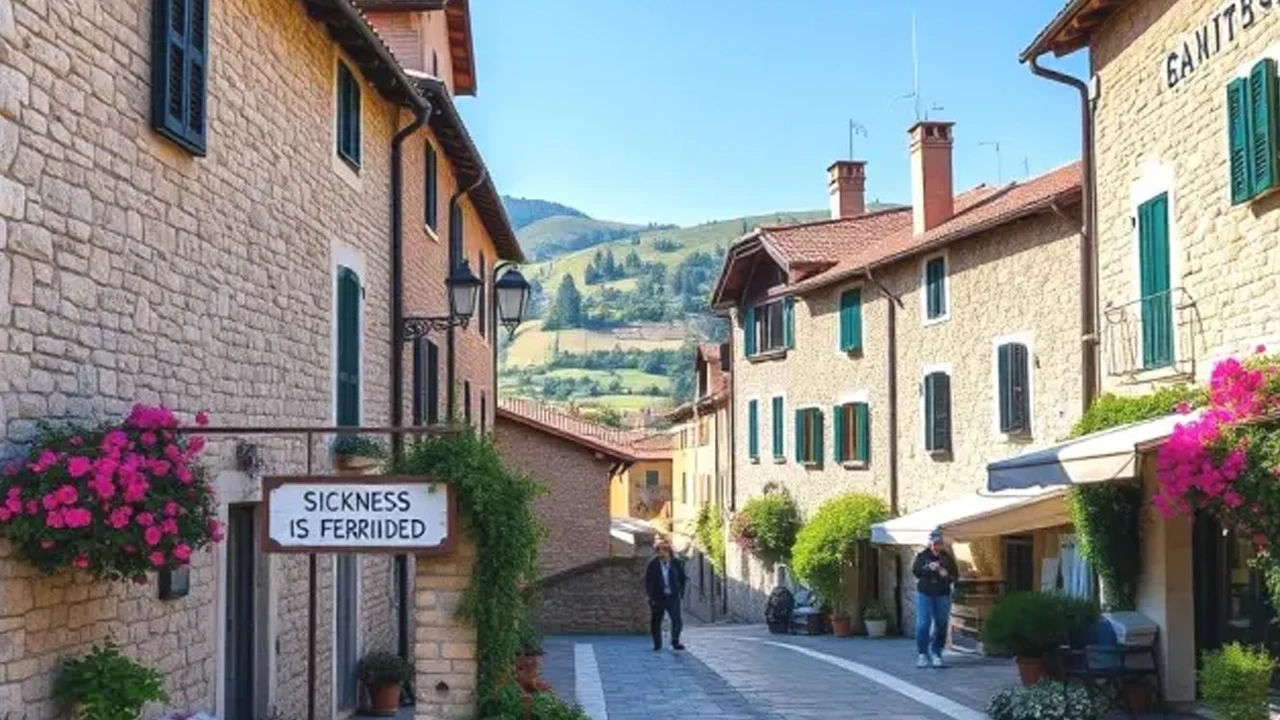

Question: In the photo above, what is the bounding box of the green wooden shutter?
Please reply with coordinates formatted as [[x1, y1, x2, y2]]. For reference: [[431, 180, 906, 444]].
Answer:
[[1229, 77, 1254, 204], [1250, 58, 1278, 195], [1138, 194, 1173, 368], [925, 258, 946, 318], [336, 267, 361, 426], [923, 374, 935, 449], [748, 400, 759, 458], [813, 410, 824, 464], [854, 403, 870, 463], [1010, 343, 1029, 434], [832, 405, 845, 462], [997, 344, 1012, 432], [337, 63, 362, 167], [782, 298, 795, 348], [185, 0, 207, 147], [840, 290, 862, 352], [934, 373, 952, 452], [151, 0, 207, 153], [772, 396, 783, 458], [425, 143, 438, 229], [794, 409, 803, 462], [744, 307, 757, 356]]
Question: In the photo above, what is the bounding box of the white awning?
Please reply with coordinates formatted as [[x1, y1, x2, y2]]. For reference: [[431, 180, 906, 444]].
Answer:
[[871, 486, 1068, 546], [985, 411, 1199, 492]]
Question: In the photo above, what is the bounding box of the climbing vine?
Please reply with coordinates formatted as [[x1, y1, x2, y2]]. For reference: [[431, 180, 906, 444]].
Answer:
[[694, 503, 725, 573]]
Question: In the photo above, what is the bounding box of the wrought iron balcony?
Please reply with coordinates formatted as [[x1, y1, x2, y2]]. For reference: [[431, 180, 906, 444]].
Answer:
[[1102, 287, 1199, 380]]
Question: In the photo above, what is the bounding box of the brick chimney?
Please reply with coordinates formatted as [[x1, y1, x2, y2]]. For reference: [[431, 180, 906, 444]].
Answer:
[[827, 160, 866, 220], [909, 121, 955, 234]]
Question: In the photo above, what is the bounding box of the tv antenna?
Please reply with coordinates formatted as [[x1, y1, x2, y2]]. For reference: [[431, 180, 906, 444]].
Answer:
[[848, 120, 868, 160], [980, 141, 1003, 184], [1022, 156, 1031, 179], [889, 11, 944, 122]]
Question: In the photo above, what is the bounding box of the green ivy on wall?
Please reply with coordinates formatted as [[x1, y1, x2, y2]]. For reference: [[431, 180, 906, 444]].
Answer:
[[695, 504, 726, 574]]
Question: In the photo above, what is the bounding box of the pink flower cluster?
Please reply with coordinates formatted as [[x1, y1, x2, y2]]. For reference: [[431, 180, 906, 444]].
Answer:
[[0, 404, 222, 581]]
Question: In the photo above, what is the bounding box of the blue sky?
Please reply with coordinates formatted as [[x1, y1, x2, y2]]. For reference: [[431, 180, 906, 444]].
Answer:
[[457, 1, 1088, 226]]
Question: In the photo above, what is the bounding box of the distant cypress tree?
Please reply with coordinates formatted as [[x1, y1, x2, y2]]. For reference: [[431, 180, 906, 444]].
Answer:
[[543, 274, 583, 330]]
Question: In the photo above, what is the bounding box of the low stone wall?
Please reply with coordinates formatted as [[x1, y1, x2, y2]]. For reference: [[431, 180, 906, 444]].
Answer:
[[533, 556, 649, 634], [413, 532, 479, 720]]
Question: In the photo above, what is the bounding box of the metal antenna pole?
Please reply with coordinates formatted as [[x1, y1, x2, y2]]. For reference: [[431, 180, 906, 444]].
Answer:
[[848, 121, 867, 160], [980, 141, 1004, 184], [912, 10, 920, 122]]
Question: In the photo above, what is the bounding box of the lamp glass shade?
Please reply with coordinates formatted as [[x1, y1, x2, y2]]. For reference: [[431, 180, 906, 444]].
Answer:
[[447, 261, 481, 320], [495, 268, 531, 328]]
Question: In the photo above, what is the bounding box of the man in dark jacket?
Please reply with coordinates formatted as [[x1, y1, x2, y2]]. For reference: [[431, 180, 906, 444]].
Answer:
[[912, 528, 959, 668], [644, 538, 687, 651]]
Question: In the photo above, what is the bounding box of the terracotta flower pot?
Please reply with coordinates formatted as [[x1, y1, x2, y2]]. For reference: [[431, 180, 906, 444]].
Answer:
[[1015, 655, 1048, 686], [366, 681, 401, 716], [1122, 680, 1151, 713], [831, 616, 853, 637]]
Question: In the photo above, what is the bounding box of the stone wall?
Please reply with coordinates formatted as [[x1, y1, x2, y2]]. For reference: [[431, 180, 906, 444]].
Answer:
[[412, 532, 477, 720], [532, 556, 649, 635]]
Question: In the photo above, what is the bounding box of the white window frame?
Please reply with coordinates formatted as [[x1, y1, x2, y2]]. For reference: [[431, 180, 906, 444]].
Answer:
[[920, 250, 951, 326], [769, 392, 787, 463], [990, 332, 1036, 440], [794, 403, 823, 466], [920, 363, 953, 453], [331, 53, 364, 191], [752, 299, 788, 355], [836, 390, 872, 467]]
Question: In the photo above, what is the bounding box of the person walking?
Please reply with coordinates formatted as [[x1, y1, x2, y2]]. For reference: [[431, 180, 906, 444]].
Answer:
[[913, 528, 958, 668], [644, 538, 687, 651]]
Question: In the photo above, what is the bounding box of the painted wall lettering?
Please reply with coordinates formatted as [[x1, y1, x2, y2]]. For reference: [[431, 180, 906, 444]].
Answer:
[[1165, 0, 1275, 88]]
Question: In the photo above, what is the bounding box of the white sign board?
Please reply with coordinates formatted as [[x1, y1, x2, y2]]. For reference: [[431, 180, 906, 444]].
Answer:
[[262, 476, 455, 554]]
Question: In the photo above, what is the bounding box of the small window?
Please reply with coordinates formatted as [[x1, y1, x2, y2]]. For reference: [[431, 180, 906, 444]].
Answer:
[[449, 203, 464, 270], [463, 380, 472, 425], [425, 142, 438, 230], [833, 402, 870, 464], [478, 253, 487, 338], [336, 267, 361, 427], [745, 299, 793, 356], [839, 289, 863, 352], [480, 392, 487, 434], [924, 256, 947, 321], [794, 408, 824, 465], [645, 470, 660, 489], [923, 371, 952, 453], [747, 399, 760, 460], [336, 61, 362, 168], [1228, 58, 1279, 205], [151, 0, 209, 154], [997, 343, 1031, 435], [771, 396, 785, 459]]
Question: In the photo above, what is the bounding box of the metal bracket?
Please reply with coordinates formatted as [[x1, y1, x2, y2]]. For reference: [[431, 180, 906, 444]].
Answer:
[[402, 315, 469, 342]]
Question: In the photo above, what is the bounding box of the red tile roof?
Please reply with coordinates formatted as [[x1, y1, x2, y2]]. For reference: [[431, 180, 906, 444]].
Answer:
[[496, 398, 674, 461], [760, 206, 913, 270], [697, 343, 728, 397]]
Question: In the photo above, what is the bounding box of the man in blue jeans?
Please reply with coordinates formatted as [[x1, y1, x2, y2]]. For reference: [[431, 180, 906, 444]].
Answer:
[[912, 528, 958, 668]]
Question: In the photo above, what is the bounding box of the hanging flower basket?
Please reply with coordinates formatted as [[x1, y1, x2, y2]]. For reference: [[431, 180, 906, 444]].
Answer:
[[0, 404, 223, 582]]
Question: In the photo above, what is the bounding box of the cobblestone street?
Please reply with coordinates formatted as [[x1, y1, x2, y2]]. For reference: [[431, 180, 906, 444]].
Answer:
[[542, 624, 1199, 720]]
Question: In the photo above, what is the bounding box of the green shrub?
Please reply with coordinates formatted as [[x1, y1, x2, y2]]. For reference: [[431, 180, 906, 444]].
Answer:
[[1067, 385, 1204, 438], [987, 682, 1108, 720], [732, 489, 802, 566], [862, 599, 889, 621], [695, 504, 726, 573], [790, 492, 887, 617], [982, 592, 1069, 658], [1200, 643, 1275, 720], [55, 642, 168, 720], [1057, 594, 1101, 648], [360, 650, 414, 686], [330, 434, 388, 459]]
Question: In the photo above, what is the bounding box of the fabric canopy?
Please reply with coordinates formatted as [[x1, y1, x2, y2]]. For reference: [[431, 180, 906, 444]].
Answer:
[[985, 411, 1199, 492], [871, 486, 1068, 546]]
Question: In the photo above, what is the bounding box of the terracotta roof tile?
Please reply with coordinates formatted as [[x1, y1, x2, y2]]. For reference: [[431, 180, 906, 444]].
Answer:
[[496, 398, 676, 461], [761, 206, 913, 269]]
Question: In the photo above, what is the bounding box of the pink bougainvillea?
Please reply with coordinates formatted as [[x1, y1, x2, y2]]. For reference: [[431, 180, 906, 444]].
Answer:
[[0, 404, 222, 581]]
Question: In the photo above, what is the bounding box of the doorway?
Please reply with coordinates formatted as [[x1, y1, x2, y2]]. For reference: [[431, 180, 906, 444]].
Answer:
[[1193, 511, 1278, 684], [335, 555, 359, 712], [224, 505, 260, 720]]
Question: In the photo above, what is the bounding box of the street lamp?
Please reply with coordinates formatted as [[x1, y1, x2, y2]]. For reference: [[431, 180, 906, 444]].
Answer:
[[403, 260, 482, 341], [494, 267, 531, 339]]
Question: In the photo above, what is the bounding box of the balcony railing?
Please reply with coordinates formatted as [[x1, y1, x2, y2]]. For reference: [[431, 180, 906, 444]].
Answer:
[[1102, 287, 1199, 380]]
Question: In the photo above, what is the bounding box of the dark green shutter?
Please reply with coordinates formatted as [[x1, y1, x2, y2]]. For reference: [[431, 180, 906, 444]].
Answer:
[[449, 203, 464, 269], [925, 372, 951, 452], [337, 63, 361, 167], [1010, 344, 1029, 434], [744, 307, 757, 356], [854, 403, 870, 462], [425, 143, 438, 229], [748, 400, 759, 458], [813, 410, 824, 464], [794, 409, 803, 462], [772, 396, 783, 458], [997, 344, 1012, 432], [1229, 77, 1254, 204], [782, 298, 795, 349], [925, 258, 946, 318], [336, 267, 361, 426], [151, 0, 208, 154], [832, 405, 845, 462], [1138, 194, 1173, 368], [1250, 59, 1278, 195], [840, 289, 862, 352], [924, 374, 935, 449]]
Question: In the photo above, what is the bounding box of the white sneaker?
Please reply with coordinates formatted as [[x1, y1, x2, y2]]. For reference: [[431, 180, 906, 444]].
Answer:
[[917, 654, 929, 668], [931, 653, 945, 668]]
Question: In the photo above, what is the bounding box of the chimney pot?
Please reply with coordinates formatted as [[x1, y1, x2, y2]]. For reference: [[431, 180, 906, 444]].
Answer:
[[827, 160, 867, 220], [909, 121, 955, 234]]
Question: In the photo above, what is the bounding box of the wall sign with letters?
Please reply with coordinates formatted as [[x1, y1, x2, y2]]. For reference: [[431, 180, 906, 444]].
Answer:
[[261, 475, 456, 554], [1165, 0, 1276, 89]]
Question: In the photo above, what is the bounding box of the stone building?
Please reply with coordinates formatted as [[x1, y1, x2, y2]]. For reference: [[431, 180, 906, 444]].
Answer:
[[711, 121, 1086, 628], [0, 0, 518, 717], [989, 0, 1280, 704]]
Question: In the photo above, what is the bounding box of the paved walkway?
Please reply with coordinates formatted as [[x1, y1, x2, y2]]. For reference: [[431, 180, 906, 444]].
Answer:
[[542, 624, 1199, 720]]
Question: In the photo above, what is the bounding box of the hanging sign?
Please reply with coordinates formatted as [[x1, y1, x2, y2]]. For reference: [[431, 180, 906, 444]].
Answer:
[[260, 476, 456, 554], [1164, 0, 1276, 89]]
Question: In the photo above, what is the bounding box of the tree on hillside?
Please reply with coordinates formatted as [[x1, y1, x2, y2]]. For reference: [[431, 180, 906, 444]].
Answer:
[[625, 249, 642, 271], [543, 274, 583, 330]]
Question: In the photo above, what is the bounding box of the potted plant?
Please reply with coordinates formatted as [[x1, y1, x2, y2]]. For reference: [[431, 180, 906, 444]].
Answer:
[[981, 592, 1068, 686], [516, 613, 545, 682], [55, 641, 168, 720], [360, 650, 413, 716], [863, 600, 890, 638], [330, 434, 387, 472]]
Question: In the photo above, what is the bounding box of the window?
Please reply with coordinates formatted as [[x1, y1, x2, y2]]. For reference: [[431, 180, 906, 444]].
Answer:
[[997, 342, 1031, 435], [833, 402, 870, 464], [336, 267, 361, 426], [449, 203, 464, 272], [839, 289, 863, 352], [480, 392, 487, 434], [463, 380, 472, 425], [426, 340, 439, 424], [794, 408, 824, 465], [645, 470, 659, 489], [151, 0, 209, 154], [681, 472, 689, 503], [923, 371, 952, 453], [478, 253, 487, 338], [923, 256, 947, 321], [412, 339, 427, 425], [1003, 535, 1034, 593], [1137, 193, 1173, 368], [1228, 58, 1279, 205], [747, 399, 759, 460], [771, 396, 785, 459], [336, 61, 362, 168], [424, 142, 438, 230], [744, 299, 793, 356]]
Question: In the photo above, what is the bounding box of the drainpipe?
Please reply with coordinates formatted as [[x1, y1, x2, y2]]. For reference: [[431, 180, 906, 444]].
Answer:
[[865, 267, 904, 634], [446, 169, 489, 422], [725, 327, 735, 619], [1029, 54, 1098, 413]]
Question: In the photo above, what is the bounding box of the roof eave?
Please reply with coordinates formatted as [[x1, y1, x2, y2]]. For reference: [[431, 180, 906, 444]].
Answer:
[[1019, 0, 1124, 63], [495, 408, 635, 462], [445, 0, 478, 96], [305, 0, 430, 110]]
